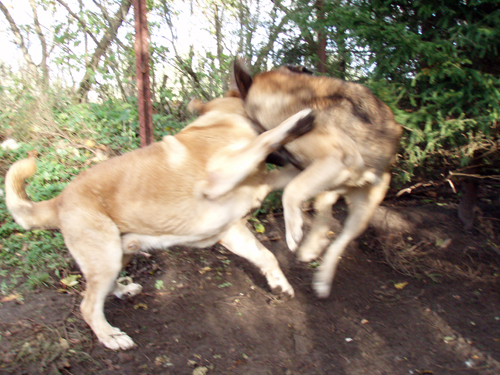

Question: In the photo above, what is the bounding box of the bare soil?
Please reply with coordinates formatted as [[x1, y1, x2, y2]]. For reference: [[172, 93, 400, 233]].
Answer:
[[1, 185, 500, 375]]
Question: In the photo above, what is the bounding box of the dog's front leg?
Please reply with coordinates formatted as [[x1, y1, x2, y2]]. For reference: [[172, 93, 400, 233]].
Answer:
[[219, 220, 294, 297]]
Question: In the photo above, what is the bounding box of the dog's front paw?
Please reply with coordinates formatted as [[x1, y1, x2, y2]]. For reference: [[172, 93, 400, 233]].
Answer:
[[297, 231, 331, 263], [265, 270, 295, 298], [312, 268, 333, 299], [99, 327, 135, 351]]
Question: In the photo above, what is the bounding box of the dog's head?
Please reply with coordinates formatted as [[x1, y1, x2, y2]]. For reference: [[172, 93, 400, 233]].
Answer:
[[233, 60, 321, 130], [187, 96, 247, 118]]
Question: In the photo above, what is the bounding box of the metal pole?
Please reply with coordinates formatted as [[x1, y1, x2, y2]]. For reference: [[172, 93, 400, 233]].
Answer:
[[133, 0, 154, 147]]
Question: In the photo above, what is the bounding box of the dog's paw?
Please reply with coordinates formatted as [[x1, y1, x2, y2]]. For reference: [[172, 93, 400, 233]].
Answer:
[[114, 277, 143, 299], [121, 283, 143, 298], [265, 270, 295, 298], [297, 241, 326, 262], [312, 269, 332, 299], [99, 328, 135, 351], [297, 232, 330, 263], [297, 250, 318, 263]]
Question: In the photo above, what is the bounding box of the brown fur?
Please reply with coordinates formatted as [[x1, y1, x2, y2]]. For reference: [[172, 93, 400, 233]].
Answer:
[[234, 61, 403, 298], [5, 97, 314, 350]]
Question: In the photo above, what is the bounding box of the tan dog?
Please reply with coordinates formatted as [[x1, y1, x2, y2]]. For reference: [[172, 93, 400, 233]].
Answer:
[[5, 97, 314, 350], [233, 61, 403, 298]]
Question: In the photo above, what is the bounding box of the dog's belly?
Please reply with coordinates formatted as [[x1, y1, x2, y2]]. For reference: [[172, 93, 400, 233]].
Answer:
[[120, 184, 265, 253], [121, 232, 222, 253]]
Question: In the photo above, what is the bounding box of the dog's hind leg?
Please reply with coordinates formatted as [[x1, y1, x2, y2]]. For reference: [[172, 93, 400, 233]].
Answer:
[[203, 109, 314, 199], [297, 191, 339, 263], [312, 172, 391, 298], [219, 220, 294, 297], [61, 212, 136, 350]]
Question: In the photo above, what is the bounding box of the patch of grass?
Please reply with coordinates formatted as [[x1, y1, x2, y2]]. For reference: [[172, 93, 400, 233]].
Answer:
[[254, 190, 283, 216]]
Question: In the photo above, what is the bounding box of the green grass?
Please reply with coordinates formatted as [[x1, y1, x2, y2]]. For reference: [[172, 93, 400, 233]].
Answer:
[[0, 187, 73, 293]]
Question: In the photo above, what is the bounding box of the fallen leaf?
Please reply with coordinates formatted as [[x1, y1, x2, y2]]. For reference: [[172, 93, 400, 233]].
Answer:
[[1, 294, 22, 303], [394, 281, 409, 290], [253, 222, 265, 233], [199, 266, 211, 274], [193, 366, 208, 375], [134, 303, 148, 310], [61, 274, 81, 288]]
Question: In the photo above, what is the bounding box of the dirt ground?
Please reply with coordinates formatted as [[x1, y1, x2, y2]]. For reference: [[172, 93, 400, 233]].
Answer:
[[1, 184, 500, 375]]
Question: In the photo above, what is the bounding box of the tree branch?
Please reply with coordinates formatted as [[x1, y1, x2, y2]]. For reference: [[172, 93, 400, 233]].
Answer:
[[55, 0, 100, 46], [77, 0, 132, 102], [0, 0, 37, 73], [253, 8, 291, 71], [29, 0, 50, 84]]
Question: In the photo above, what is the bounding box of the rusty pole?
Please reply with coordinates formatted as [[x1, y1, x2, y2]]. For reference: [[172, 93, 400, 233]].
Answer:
[[133, 0, 154, 147]]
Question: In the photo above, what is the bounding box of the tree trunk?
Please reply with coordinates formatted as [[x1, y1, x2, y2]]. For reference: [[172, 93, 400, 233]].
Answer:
[[214, 4, 223, 67], [336, 26, 347, 79], [316, 0, 327, 73]]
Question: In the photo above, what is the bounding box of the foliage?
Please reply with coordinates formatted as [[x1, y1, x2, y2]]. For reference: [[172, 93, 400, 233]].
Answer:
[[350, 0, 500, 180], [272, 0, 500, 181]]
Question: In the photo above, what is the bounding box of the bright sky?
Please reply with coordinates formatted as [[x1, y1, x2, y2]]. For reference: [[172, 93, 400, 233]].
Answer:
[[0, 0, 221, 83]]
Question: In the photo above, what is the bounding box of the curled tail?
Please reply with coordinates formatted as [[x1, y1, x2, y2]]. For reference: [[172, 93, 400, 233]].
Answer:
[[5, 158, 60, 230]]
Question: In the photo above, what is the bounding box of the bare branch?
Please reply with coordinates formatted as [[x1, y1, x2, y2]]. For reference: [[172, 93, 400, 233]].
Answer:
[[55, 0, 100, 46], [0, 0, 37, 72], [29, 0, 49, 84], [77, 0, 132, 102]]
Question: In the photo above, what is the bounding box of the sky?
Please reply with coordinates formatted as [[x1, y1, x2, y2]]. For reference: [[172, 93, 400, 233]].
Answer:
[[0, 0, 222, 82]]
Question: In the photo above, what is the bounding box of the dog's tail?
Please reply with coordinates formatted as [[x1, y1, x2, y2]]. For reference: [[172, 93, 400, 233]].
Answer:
[[5, 158, 60, 230]]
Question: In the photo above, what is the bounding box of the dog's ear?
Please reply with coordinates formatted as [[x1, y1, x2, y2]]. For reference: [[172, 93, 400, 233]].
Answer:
[[187, 98, 205, 114], [233, 59, 253, 100], [283, 65, 314, 75]]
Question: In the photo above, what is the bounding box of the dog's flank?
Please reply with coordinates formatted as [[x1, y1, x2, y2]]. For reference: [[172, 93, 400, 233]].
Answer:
[[5, 97, 314, 350], [234, 60, 402, 298]]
